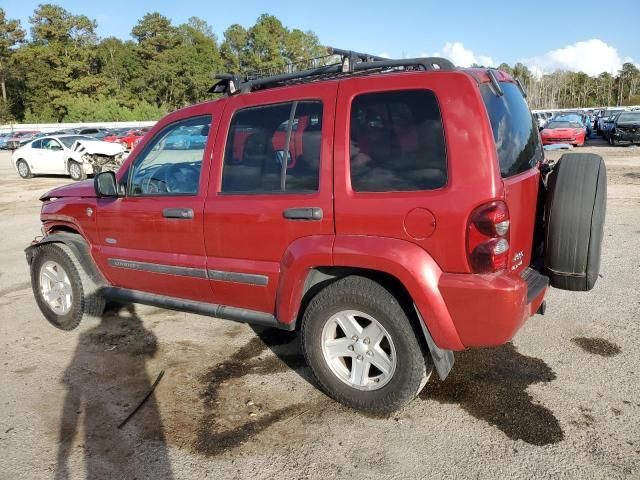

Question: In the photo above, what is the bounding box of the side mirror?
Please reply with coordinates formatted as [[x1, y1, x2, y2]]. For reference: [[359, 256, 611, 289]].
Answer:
[[94, 171, 118, 197]]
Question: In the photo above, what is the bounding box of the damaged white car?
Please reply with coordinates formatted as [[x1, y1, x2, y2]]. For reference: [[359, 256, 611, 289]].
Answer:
[[11, 135, 126, 181]]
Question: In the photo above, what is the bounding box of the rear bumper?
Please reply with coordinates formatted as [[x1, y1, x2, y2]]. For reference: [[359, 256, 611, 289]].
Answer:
[[437, 268, 548, 348]]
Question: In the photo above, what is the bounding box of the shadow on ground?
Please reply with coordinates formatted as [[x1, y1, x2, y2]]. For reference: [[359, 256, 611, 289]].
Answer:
[[194, 327, 318, 456], [420, 342, 564, 446], [55, 303, 173, 479]]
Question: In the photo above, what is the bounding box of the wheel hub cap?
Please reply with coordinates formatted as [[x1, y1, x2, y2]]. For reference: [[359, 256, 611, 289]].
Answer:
[[321, 309, 397, 391], [39, 261, 73, 315]]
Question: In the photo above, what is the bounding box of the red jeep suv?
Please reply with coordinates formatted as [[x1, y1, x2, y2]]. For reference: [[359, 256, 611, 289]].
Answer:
[[26, 50, 606, 413]]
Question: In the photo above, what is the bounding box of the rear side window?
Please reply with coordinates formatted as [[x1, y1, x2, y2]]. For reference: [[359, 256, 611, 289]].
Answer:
[[349, 90, 447, 192], [221, 101, 323, 193], [481, 82, 543, 177], [31, 139, 43, 149]]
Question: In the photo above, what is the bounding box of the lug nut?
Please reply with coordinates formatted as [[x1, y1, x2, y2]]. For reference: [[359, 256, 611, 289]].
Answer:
[[347, 345, 354, 351], [363, 338, 370, 345], [351, 335, 358, 341], [356, 355, 363, 360], [366, 351, 373, 357]]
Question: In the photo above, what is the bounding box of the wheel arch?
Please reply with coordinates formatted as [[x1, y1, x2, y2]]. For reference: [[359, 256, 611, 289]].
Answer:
[[25, 231, 107, 289], [294, 266, 454, 380]]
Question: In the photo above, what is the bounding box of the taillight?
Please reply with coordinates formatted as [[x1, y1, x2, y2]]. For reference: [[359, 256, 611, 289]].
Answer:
[[466, 201, 510, 273]]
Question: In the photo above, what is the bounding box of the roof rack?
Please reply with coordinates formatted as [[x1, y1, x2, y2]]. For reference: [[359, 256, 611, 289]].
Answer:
[[210, 47, 455, 95]]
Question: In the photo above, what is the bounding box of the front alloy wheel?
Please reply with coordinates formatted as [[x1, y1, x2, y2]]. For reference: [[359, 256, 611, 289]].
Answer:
[[39, 260, 73, 315]]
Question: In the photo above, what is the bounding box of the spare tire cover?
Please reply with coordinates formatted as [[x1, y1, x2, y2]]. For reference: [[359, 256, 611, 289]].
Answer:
[[544, 153, 606, 291]]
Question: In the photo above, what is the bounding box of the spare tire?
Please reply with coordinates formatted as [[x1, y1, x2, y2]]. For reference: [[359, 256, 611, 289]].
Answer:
[[544, 153, 606, 291]]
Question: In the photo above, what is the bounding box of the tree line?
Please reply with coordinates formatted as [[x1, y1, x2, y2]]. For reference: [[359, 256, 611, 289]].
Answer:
[[496, 62, 640, 110], [0, 5, 638, 124], [0, 5, 324, 123]]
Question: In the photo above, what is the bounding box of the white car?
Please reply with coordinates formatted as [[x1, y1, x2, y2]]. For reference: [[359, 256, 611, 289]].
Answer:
[[11, 135, 126, 181]]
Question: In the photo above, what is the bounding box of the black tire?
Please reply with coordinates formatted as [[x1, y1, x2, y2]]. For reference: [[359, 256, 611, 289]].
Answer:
[[68, 161, 87, 181], [16, 160, 32, 179], [544, 153, 606, 291], [301, 275, 432, 414], [30, 243, 105, 330]]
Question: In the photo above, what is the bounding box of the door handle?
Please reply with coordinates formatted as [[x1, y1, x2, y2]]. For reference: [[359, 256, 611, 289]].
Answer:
[[163, 208, 194, 219], [283, 207, 323, 221]]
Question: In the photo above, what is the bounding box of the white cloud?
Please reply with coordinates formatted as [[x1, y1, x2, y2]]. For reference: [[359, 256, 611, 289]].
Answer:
[[433, 42, 495, 68], [521, 39, 637, 76]]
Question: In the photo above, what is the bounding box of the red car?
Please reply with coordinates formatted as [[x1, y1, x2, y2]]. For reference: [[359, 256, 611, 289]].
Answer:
[[103, 128, 149, 150], [25, 53, 606, 414], [540, 120, 586, 146]]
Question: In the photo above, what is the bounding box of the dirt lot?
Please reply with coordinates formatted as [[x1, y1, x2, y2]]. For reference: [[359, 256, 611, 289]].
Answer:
[[1, 139, 639, 479]]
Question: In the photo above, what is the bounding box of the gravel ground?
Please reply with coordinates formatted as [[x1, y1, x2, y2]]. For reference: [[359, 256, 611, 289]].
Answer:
[[0, 138, 639, 479]]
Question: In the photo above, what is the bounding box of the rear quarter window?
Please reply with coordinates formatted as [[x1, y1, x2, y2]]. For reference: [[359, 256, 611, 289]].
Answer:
[[349, 89, 447, 192], [481, 82, 543, 178]]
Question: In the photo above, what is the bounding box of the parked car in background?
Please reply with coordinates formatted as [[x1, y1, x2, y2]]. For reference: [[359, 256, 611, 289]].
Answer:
[[551, 114, 588, 141], [4, 131, 40, 150], [104, 128, 150, 150], [534, 112, 547, 129], [73, 127, 114, 140], [11, 135, 125, 181], [0, 133, 11, 149], [540, 119, 586, 146], [609, 110, 640, 145], [597, 108, 626, 135], [165, 125, 208, 150]]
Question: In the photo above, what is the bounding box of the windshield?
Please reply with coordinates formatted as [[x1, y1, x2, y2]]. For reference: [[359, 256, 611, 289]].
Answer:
[[481, 82, 543, 178], [547, 121, 582, 129], [617, 112, 640, 124], [59, 136, 92, 148]]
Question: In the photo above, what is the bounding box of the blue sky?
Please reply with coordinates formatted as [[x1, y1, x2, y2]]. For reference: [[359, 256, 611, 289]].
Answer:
[[6, 0, 640, 75]]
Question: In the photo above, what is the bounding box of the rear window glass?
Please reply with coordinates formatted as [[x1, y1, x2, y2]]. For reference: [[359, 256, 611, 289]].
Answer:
[[481, 82, 543, 178], [349, 89, 447, 192]]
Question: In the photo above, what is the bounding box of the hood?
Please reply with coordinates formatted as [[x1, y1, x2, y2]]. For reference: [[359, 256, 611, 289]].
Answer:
[[40, 179, 96, 201], [72, 140, 124, 156]]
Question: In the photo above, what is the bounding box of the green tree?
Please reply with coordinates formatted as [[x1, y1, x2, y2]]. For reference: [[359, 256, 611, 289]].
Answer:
[[0, 8, 25, 110]]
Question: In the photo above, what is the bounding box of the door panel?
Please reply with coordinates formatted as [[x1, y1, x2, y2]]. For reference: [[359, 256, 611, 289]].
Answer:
[[39, 138, 66, 173], [94, 103, 223, 302], [204, 83, 337, 314]]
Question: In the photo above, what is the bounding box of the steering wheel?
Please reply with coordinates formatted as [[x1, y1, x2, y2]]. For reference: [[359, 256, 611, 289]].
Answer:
[[163, 163, 200, 193], [141, 165, 170, 194]]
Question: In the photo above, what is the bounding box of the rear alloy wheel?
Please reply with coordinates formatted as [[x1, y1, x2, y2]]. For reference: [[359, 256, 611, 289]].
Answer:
[[17, 160, 32, 179], [68, 161, 86, 181], [321, 310, 397, 390], [301, 275, 432, 414]]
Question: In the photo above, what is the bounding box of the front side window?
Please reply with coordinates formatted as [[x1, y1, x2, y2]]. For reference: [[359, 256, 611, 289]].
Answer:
[[349, 90, 447, 192], [221, 101, 323, 194], [129, 116, 211, 196], [42, 138, 62, 150]]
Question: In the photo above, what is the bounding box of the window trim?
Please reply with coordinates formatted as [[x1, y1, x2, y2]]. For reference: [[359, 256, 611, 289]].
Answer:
[[347, 88, 449, 194], [220, 99, 324, 196], [126, 114, 212, 198]]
